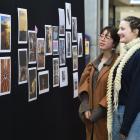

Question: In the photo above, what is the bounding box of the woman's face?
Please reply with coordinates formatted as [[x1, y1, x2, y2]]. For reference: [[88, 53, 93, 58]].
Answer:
[[118, 20, 138, 44], [99, 30, 114, 51]]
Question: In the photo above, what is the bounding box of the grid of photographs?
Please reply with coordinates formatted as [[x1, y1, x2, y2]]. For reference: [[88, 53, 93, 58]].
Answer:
[[18, 8, 28, 44], [38, 70, 49, 95], [0, 57, 11, 96], [0, 14, 11, 52], [18, 49, 28, 85]]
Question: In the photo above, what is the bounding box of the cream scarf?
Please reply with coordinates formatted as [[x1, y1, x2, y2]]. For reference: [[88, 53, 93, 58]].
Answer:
[[107, 38, 140, 140]]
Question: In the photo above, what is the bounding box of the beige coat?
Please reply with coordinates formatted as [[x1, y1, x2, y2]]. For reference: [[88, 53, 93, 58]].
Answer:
[[79, 54, 117, 140]]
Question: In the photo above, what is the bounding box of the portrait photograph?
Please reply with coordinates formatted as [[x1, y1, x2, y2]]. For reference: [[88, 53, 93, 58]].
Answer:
[[66, 31, 72, 58], [73, 72, 78, 98], [53, 58, 59, 87], [45, 25, 52, 55], [59, 38, 66, 66], [18, 49, 28, 85], [52, 26, 59, 55], [37, 38, 45, 70], [72, 17, 77, 42], [78, 33, 83, 57], [28, 67, 37, 102], [59, 67, 68, 87], [38, 70, 49, 95], [0, 14, 11, 52], [58, 8, 65, 36], [72, 45, 78, 71], [0, 57, 11, 96], [28, 30, 37, 64], [18, 8, 28, 44], [65, 3, 71, 30]]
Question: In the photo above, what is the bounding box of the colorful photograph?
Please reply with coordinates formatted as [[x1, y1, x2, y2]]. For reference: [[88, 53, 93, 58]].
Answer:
[[28, 67, 37, 102], [45, 25, 52, 55], [18, 8, 28, 44], [66, 31, 71, 58], [0, 57, 11, 96], [58, 8, 65, 36], [59, 38, 65, 66], [53, 58, 59, 87], [38, 70, 49, 94], [78, 33, 83, 57], [0, 14, 11, 52], [65, 3, 71, 30], [18, 49, 28, 84], [37, 38, 45, 70], [28, 30, 37, 64]]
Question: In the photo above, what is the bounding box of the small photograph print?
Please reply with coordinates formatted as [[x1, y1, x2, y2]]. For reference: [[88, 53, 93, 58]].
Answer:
[[60, 67, 68, 87], [73, 72, 78, 98], [45, 25, 52, 55], [53, 58, 59, 87], [18, 49, 28, 85], [59, 38, 65, 66], [18, 8, 28, 44], [38, 70, 49, 95], [0, 57, 11, 96], [85, 40, 90, 55], [52, 26, 59, 55], [66, 31, 71, 58], [65, 3, 71, 30], [58, 8, 65, 36], [28, 67, 37, 102], [72, 45, 78, 71], [78, 33, 83, 57], [72, 17, 77, 42], [0, 14, 11, 52], [28, 30, 37, 64], [37, 38, 45, 70]]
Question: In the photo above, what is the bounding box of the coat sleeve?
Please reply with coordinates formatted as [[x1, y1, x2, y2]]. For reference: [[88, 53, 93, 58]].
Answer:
[[99, 96, 107, 108], [78, 63, 93, 95]]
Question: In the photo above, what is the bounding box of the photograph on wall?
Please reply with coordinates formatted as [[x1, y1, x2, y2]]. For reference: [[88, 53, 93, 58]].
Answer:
[[0, 14, 11, 52], [65, 3, 71, 30], [28, 30, 37, 64], [59, 67, 68, 87], [72, 45, 78, 71], [72, 17, 77, 42], [18, 8, 28, 44], [66, 31, 71, 58], [18, 49, 28, 85], [59, 38, 65, 66], [53, 58, 59, 87], [58, 8, 65, 36], [37, 38, 45, 70], [0, 57, 11, 96], [38, 70, 49, 95], [45, 25, 52, 55], [28, 67, 37, 102], [52, 26, 59, 55], [78, 33, 83, 57], [85, 39, 89, 55], [73, 72, 78, 98]]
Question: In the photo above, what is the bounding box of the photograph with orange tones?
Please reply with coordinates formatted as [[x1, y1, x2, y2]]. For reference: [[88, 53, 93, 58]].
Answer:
[[18, 8, 28, 44], [0, 14, 11, 52], [0, 57, 11, 96]]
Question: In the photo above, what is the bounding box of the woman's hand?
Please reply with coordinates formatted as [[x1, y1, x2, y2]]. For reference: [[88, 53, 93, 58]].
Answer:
[[84, 111, 91, 119]]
